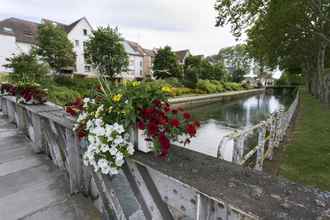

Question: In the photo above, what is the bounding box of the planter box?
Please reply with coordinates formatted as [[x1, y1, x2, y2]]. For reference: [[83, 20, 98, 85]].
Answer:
[[130, 129, 153, 153]]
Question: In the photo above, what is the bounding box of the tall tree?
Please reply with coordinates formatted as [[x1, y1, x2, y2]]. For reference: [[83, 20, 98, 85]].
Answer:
[[153, 46, 182, 79], [215, 0, 330, 102], [85, 26, 128, 79], [217, 44, 252, 82], [36, 22, 75, 73]]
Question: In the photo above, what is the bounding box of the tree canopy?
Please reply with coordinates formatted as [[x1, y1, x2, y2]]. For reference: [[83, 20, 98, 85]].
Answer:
[[85, 26, 128, 79], [4, 51, 49, 84], [215, 0, 330, 102], [153, 46, 182, 79], [36, 22, 75, 73]]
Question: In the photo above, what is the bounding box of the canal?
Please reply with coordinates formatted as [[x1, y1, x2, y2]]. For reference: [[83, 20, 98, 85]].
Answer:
[[183, 88, 296, 160]]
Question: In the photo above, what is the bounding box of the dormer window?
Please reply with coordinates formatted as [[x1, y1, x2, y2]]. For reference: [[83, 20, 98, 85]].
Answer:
[[83, 29, 87, 36], [75, 40, 79, 47], [3, 27, 13, 32]]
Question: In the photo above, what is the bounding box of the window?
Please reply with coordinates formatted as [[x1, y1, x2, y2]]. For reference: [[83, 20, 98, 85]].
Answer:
[[24, 31, 33, 37], [3, 27, 13, 32], [140, 70, 143, 76], [140, 61, 143, 67], [84, 65, 91, 72], [83, 29, 88, 36], [75, 40, 79, 47]]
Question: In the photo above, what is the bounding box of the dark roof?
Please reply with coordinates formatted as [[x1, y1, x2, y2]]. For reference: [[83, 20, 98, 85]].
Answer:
[[143, 48, 156, 57], [0, 17, 87, 44], [126, 40, 145, 56], [0, 17, 39, 44], [175, 49, 190, 62], [42, 17, 85, 33]]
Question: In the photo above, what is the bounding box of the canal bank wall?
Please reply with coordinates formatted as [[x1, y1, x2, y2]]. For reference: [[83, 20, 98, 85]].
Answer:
[[169, 88, 265, 109], [0, 95, 329, 220]]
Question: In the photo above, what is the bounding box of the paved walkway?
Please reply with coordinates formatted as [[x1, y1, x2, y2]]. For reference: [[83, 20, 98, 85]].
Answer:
[[0, 114, 101, 220]]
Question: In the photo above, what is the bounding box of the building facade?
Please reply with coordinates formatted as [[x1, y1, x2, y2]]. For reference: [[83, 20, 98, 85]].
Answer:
[[0, 17, 154, 80]]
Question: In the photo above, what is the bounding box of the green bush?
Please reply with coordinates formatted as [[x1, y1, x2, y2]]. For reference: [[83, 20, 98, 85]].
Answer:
[[53, 75, 98, 96], [172, 87, 193, 96], [196, 80, 218, 93], [223, 82, 243, 91], [47, 85, 81, 106], [164, 77, 183, 87], [210, 80, 225, 92], [4, 52, 49, 84]]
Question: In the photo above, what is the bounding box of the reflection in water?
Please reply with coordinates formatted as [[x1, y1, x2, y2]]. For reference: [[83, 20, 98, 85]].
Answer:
[[182, 89, 295, 159]]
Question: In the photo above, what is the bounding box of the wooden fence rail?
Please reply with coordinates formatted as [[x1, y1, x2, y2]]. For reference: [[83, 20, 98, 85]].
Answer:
[[217, 90, 300, 171]]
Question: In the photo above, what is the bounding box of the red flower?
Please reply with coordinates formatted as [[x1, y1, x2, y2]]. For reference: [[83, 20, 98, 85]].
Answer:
[[183, 112, 191, 120], [65, 106, 77, 117], [164, 106, 170, 113], [137, 121, 145, 130], [78, 129, 87, 139], [152, 99, 161, 106], [185, 124, 197, 137], [159, 116, 168, 125], [143, 108, 154, 118], [170, 118, 180, 128], [172, 109, 178, 114], [147, 122, 158, 136], [159, 132, 170, 158]]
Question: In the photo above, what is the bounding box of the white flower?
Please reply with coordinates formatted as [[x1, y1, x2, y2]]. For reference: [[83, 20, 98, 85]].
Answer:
[[88, 135, 96, 144], [115, 158, 124, 167], [100, 144, 110, 153], [77, 112, 88, 123], [95, 105, 104, 118], [113, 136, 124, 145], [109, 147, 118, 155], [98, 159, 111, 174], [83, 98, 90, 103], [116, 152, 124, 161], [92, 126, 106, 137], [127, 143, 135, 155], [86, 120, 94, 130], [93, 119, 104, 128]]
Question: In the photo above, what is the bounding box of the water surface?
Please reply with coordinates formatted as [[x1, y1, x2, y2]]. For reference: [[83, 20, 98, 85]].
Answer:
[[182, 89, 295, 160]]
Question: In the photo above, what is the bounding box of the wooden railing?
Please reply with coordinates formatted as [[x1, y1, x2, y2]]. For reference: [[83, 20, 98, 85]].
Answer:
[[217, 90, 300, 171]]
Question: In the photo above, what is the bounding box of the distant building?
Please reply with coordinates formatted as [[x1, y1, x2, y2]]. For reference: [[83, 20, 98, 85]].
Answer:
[[0, 17, 153, 80], [0, 17, 94, 75], [174, 49, 191, 65]]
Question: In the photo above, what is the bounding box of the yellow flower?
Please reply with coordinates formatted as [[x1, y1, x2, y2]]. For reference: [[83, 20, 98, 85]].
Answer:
[[132, 81, 140, 87], [161, 86, 172, 93], [112, 94, 123, 102], [108, 106, 113, 112]]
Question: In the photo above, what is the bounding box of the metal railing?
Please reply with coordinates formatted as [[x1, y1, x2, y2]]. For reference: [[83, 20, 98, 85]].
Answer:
[[217, 90, 300, 171]]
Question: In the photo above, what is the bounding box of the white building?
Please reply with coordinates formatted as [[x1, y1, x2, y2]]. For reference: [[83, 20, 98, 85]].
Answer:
[[0, 17, 153, 80]]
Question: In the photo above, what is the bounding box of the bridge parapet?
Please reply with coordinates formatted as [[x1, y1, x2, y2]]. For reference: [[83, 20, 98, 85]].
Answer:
[[0, 95, 329, 220]]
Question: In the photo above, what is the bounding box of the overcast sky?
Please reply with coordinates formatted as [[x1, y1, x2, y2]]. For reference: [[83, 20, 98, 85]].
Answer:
[[0, 0, 242, 56]]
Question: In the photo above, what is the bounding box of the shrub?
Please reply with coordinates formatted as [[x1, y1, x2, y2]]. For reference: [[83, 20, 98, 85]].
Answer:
[[172, 87, 193, 96], [164, 77, 183, 87], [196, 80, 218, 93], [4, 52, 49, 84], [210, 80, 225, 92], [47, 85, 81, 106], [224, 82, 243, 91]]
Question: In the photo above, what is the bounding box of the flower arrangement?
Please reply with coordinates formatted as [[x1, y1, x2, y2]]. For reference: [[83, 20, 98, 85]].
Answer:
[[70, 80, 200, 175], [16, 83, 48, 104], [0, 83, 17, 96]]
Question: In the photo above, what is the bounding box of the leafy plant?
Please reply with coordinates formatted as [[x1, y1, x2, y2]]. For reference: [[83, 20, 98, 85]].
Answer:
[[153, 46, 182, 79], [4, 52, 49, 84], [85, 26, 129, 79], [36, 22, 75, 73]]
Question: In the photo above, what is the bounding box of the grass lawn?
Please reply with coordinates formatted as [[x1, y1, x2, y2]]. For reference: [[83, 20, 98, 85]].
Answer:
[[279, 90, 330, 191]]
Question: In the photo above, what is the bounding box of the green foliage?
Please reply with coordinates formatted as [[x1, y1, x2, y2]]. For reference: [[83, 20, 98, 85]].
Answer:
[[47, 84, 81, 106], [85, 26, 129, 79], [280, 91, 330, 191], [53, 75, 98, 96], [196, 80, 219, 94], [36, 23, 75, 72], [223, 82, 243, 91], [153, 46, 182, 79], [276, 71, 304, 86], [4, 52, 49, 84]]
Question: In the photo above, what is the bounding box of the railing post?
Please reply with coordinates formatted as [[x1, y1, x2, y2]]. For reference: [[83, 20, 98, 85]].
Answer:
[[255, 124, 266, 171], [267, 114, 276, 160], [232, 134, 244, 163]]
